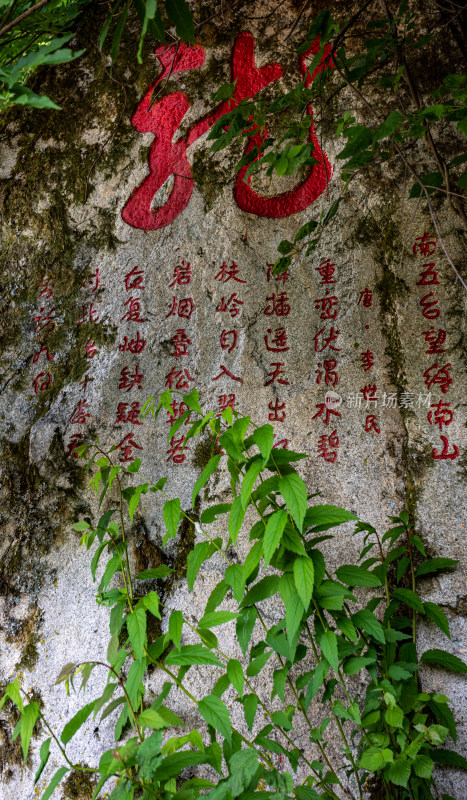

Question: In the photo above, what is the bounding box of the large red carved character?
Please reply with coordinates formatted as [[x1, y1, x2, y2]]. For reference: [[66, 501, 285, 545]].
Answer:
[[122, 34, 333, 230]]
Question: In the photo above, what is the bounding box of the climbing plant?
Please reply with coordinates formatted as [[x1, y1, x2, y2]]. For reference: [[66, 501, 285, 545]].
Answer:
[[2, 389, 466, 799]]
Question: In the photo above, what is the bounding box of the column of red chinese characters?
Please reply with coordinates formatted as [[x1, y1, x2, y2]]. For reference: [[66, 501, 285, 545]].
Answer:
[[313, 258, 342, 462], [33, 275, 56, 399], [264, 264, 291, 450], [164, 260, 195, 464], [413, 233, 459, 461], [213, 261, 245, 430], [66, 270, 102, 456], [356, 286, 381, 436], [115, 266, 147, 463]]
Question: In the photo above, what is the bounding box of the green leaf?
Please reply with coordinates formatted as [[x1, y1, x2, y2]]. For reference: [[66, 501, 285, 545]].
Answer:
[[169, 610, 183, 650], [228, 496, 246, 545], [198, 694, 231, 743], [423, 602, 451, 638], [165, 645, 223, 667], [240, 576, 280, 608], [138, 706, 184, 730], [61, 701, 95, 745], [293, 557, 314, 609], [373, 109, 405, 141], [387, 759, 411, 787], [136, 565, 174, 580], [285, 592, 304, 643], [393, 588, 424, 613], [229, 748, 260, 793], [304, 504, 358, 531], [34, 737, 51, 784], [187, 542, 215, 591], [240, 459, 263, 508], [125, 658, 146, 706], [163, 498, 181, 544], [127, 608, 147, 660], [335, 565, 381, 587], [413, 754, 434, 779], [19, 702, 40, 760], [416, 558, 458, 577], [252, 424, 274, 463], [385, 706, 404, 728], [42, 767, 68, 800], [0, 678, 23, 711], [155, 750, 210, 780], [201, 503, 232, 524], [236, 607, 257, 655], [359, 745, 387, 771], [242, 694, 258, 731], [295, 787, 321, 800], [227, 659, 244, 696], [279, 473, 307, 531], [352, 609, 386, 644], [271, 709, 294, 731], [343, 656, 376, 675], [129, 483, 148, 521], [246, 650, 272, 677], [198, 611, 237, 628], [429, 748, 467, 769], [141, 591, 161, 619], [225, 565, 245, 603], [166, 0, 195, 42], [192, 455, 221, 507], [72, 520, 91, 531], [421, 649, 467, 674], [127, 457, 141, 473], [263, 509, 287, 565], [319, 631, 339, 673]]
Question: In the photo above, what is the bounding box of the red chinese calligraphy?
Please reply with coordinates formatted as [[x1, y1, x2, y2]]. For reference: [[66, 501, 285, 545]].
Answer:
[[37, 275, 55, 299], [427, 399, 454, 430], [169, 260, 192, 286], [85, 339, 98, 359], [69, 400, 91, 424], [119, 332, 147, 353], [268, 398, 286, 422], [119, 365, 144, 391], [213, 365, 242, 382], [315, 290, 338, 320], [124, 266, 146, 291], [117, 433, 143, 462], [166, 400, 191, 424], [422, 327, 447, 354], [215, 261, 246, 283], [361, 384, 378, 405], [115, 401, 143, 425], [121, 35, 332, 231], [267, 264, 289, 284], [264, 292, 290, 317], [360, 350, 375, 372], [416, 263, 439, 285], [315, 259, 336, 284], [264, 327, 289, 353], [216, 293, 243, 318], [317, 429, 339, 462], [166, 435, 188, 464], [432, 436, 459, 461], [312, 403, 341, 425], [272, 436, 290, 449], [315, 359, 338, 387], [32, 371, 54, 394], [357, 288, 373, 308], [78, 303, 99, 326], [166, 297, 195, 320], [32, 345, 54, 363], [82, 270, 101, 293], [34, 306, 56, 334], [420, 292, 440, 320], [170, 328, 192, 358], [314, 326, 341, 352], [66, 433, 84, 458], [80, 373, 92, 394], [218, 393, 236, 412], [165, 367, 195, 390], [364, 414, 380, 434], [264, 362, 289, 387], [220, 329, 238, 353], [122, 297, 147, 322], [424, 362, 452, 394], [413, 233, 436, 256]]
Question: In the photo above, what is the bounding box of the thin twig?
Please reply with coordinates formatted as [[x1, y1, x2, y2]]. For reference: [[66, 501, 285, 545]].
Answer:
[[0, 0, 50, 38]]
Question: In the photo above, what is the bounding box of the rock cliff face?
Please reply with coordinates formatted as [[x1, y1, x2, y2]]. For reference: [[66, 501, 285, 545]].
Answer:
[[0, 3, 465, 797]]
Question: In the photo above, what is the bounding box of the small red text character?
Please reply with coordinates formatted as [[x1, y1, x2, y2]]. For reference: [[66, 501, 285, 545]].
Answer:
[[315, 358, 338, 387], [166, 435, 188, 464], [124, 266, 146, 292], [165, 367, 195, 390], [213, 364, 242, 383], [115, 401, 143, 425], [422, 327, 447, 355], [360, 350, 375, 372], [268, 398, 286, 422], [420, 293, 440, 320], [215, 261, 246, 283], [85, 339, 98, 359], [314, 326, 341, 353], [361, 384, 378, 407], [32, 371, 54, 394], [316, 258, 336, 284], [32, 345, 54, 363], [273, 436, 290, 449], [117, 433, 143, 463], [216, 293, 243, 318], [264, 292, 290, 317], [365, 415, 380, 434], [78, 303, 99, 326], [122, 297, 147, 323], [357, 288, 373, 308], [416, 263, 439, 286], [66, 433, 84, 458], [264, 327, 289, 353], [267, 263, 289, 285], [80, 373, 92, 394], [37, 275, 55, 299], [166, 296, 195, 320], [220, 329, 238, 353], [312, 403, 341, 425], [317, 430, 339, 462], [169, 260, 192, 287], [34, 306, 56, 335], [170, 328, 192, 358], [264, 361, 290, 387], [218, 393, 236, 412], [69, 399, 91, 424], [119, 365, 144, 392], [118, 331, 147, 354], [413, 233, 436, 256], [82, 269, 101, 293], [166, 399, 190, 424], [427, 399, 454, 430], [315, 290, 338, 320], [424, 362, 452, 394], [432, 435, 459, 461]]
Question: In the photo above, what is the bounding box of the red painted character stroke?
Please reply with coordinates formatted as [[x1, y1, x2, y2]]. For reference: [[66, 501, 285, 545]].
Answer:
[[122, 35, 332, 231]]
